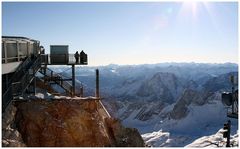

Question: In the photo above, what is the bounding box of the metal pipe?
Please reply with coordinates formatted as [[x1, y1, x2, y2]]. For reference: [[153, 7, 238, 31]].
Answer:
[[96, 69, 99, 98], [80, 85, 83, 97], [226, 120, 231, 147], [72, 65, 75, 96]]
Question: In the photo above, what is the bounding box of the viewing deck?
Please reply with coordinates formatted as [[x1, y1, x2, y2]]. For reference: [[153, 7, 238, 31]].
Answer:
[[41, 54, 88, 65]]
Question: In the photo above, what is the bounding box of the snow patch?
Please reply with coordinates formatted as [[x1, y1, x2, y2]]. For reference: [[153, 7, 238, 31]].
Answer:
[[186, 129, 239, 147], [142, 130, 192, 147]]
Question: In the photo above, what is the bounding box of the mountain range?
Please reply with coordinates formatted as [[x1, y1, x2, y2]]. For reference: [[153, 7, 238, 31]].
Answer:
[[48, 62, 238, 147]]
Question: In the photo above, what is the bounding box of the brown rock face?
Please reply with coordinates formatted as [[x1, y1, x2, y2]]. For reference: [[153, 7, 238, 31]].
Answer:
[[15, 99, 144, 147], [2, 103, 26, 147], [105, 118, 145, 147]]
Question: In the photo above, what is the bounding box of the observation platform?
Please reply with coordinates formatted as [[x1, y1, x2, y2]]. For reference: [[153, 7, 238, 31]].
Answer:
[[40, 54, 87, 65]]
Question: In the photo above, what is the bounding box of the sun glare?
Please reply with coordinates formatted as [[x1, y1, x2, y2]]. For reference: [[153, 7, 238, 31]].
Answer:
[[183, 1, 199, 18], [178, 1, 211, 22]]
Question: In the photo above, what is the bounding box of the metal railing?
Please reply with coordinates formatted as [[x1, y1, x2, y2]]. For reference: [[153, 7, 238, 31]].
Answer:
[[6, 56, 32, 86], [2, 55, 28, 63], [2, 85, 13, 112], [2, 55, 42, 112], [12, 56, 41, 95], [39, 67, 73, 95], [40, 54, 87, 65]]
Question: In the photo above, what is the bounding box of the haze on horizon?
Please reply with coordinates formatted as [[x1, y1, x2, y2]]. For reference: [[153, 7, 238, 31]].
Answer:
[[2, 2, 238, 66]]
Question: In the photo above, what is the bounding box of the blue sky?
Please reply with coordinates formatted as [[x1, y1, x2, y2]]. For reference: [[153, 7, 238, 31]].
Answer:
[[2, 2, 238, 65]]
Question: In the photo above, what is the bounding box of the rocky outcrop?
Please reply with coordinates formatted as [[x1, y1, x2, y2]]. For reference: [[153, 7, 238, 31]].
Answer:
[[170, 89, 220, 120], [105, 118, 145, 147], [136, 72, 183, 103], [117, 101, 166, 121], [170, 89, 203, 119], [2, 102, 26, 147], [203, 72, 237, 93], [14, 99, 144, 147]]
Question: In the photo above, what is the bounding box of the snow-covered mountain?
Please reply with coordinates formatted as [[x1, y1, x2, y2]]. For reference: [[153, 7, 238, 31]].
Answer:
[[48, 62, 238, 147]]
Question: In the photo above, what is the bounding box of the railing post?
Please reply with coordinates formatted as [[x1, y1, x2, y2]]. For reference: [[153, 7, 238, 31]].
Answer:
[[16, 41, 20, 62], [80, 85, 83, 97], [226, 120, 231, 147], [72, 65, 75, 96], [96, 69, 99, 98], [3, 41, 7, 63]]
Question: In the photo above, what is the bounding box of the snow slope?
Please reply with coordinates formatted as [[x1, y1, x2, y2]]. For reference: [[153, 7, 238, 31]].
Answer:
[[186, 129, 238, 147], [141, 100, 238, 147]]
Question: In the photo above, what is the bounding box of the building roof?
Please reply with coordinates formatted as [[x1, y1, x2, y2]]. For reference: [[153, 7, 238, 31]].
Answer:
[[2, 36, 39, 43]]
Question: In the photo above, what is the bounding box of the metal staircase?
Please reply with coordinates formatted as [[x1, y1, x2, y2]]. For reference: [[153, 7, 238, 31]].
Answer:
[[39, 67, 73, 96], [2, 55, 42, 112]]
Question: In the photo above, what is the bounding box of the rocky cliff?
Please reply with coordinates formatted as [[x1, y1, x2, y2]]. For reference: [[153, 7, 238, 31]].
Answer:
[[2, 99, 144, 147], [2, 103, 26, 147]]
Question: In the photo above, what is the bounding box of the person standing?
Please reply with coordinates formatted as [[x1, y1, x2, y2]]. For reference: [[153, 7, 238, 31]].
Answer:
[[74, 51, 79, 63]]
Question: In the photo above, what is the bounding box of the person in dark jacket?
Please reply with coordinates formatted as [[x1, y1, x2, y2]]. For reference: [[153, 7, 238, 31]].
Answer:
[[74, 51, 80, 63]]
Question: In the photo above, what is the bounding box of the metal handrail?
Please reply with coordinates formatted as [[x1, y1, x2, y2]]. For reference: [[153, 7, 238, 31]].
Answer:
[[40, 54, 87, 65], [20, 56, 41, 93], [5, 55, 27, 60], [2, 85, 13, 111], [2, 55, 42, 112], [11, 57, 41, 95], [5, 55, 36, 87], [2, 56, 32, 98], [39, 67, 73, 95], [2, 55, 28, 63]]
